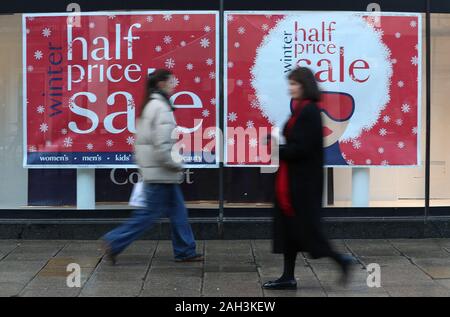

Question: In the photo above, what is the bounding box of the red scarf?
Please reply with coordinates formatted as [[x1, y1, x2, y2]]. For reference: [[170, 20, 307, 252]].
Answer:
[[275, 99, 311, 217]]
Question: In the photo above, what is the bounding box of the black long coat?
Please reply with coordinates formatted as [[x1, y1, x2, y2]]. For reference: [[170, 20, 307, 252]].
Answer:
[[273, 102, 334, 258]]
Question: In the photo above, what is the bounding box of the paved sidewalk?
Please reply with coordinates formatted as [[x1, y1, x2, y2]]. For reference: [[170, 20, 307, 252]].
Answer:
[[1, 239, 450, 297]]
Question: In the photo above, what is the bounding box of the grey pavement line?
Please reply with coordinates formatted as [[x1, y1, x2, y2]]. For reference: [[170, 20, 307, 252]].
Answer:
[[138, 240, 160, 297], [303, 254, 329, 297], [250, 240, 264, 297], [342, 240, 369, 269], [16, 243, 68, 297], [0, 242, 20, 262], [199, 241, 206, 297]]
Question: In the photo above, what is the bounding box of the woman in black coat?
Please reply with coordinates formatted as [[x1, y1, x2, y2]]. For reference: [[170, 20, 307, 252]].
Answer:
[[263, 67, 355, 290]]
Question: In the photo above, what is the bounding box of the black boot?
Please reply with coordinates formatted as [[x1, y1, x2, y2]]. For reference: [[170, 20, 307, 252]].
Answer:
[[263, 279, 297, 290]]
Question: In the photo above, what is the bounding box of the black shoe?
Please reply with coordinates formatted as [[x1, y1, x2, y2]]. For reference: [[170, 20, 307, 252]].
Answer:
[[337, 254, 357, 286], [174, 253, 204, 263], [262, 279, 297, 290]]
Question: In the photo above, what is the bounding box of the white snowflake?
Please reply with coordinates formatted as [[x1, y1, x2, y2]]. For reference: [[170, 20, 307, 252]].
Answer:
[[210, 98, 216, 105], [398, 81, 405, 88], [200, 38, 210, 48], [36, 105, 45, 114], [411, 56, 419, 66], [163, 35, 172, 44], [39, 123, 48, 133], [246, 120, 254, 128], [29, 146, 37, 152], [234, 42, 240, 48], [108, 15, 116, 20], [207, 130, 216, 139], [227, 138, 235, 145], [126, 136, 135, 145], [180, 41, 186, 47], [34, 50, 43, 60], [165, 58, 175, 69], [265, 14, 272, 18], [209, 72, 216, 79], [42, 28, 51, 38], [171, 76, 180, 88], [415, 44, 419, 51], [163, 14, 172, 21], [402, 103, 411, 113], [236, 80, 243, 86], [366, 159, 372, 165], [383, 115, 391, 123], [412, 127, 418, 135], [379, 128, 387, 136], [155, 45, 162, 52], [381, 160, 389, 166], [204, 25, 211, 33], [249, 138, 258, 148], [26, 28, 30, 34], [146, 16, 154, 23], [63, 137, 73, 148], [250, 99, 260, 108], [352, 139, 362, 150], [398, 141, 405, 149], [342, 152, 347, 159], [61, 128, 68, 135], [206, 58, 214, 66], [28, 17, 35, 21], [378, 147, 385, 154], [392, 58, 397, 64], [262, 24, 269, 31], [89, 22, 95, 29], [228, 61, 234, 68], [27, 65, 34, 72], [228, 112, 238, 122], [86, 143, 94, 150], [194, 77, 201, 84], [227, 15, 234, 22], [186, 63, 194, 71], [396, 119, 403, 126], [202, 109, 210, 117], [183, 15, 190, 21], [347, 160, 354, 165], [106, 140, 114, 147], [237, 27, 246, 35], [395, 32, 401, 38], [410, 20, 417, 28]]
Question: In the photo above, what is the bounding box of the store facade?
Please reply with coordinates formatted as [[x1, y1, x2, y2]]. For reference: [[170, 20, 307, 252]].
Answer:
[[1, 0, 450, 239]]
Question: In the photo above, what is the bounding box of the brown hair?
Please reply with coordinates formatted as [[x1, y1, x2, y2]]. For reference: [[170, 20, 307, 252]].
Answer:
[[288, 67, 321, 102]]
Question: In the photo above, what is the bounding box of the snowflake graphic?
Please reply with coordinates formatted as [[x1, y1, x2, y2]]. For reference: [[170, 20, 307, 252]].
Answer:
[[412, 127, 418, 135], [238, 27, 246, 35], [180, 41, 186, 47], [228, 112, 238, 122], [210, 98, 216, 105], [381, 160, 389, 166], [366, 159, 372, 165], [202, 109, 210, 117], [398, 141, 405, 149], [398, 81, 405, 88], [106, 140, 114, 147], [183, 15, 190, 21], [209, 72, 216, 79], [34, 50, 43, 60], [234, 42, 240, 48], [39, 123, 49, 133], [246, 120, 254, 129], [146, 16, 154, 23], [163, 14, 172, 21], [163, 35, 172, 44], [227, 15, 234, 22], [171, 76, 180, 88], [28, 17, 35, 21], [108, 15, 116, 19], [27, 65, 34, 72], [415, 44, 419, 51], [194, 77, 201, 84], [89, 22, 95, 29], [228, 61, 234, 68], [396, 119, 403, 126], [250, 99, 260, 108], [265, 14, 272, 18], [26, 29, 30, 34], [391, 58, 397, 64], [207, 130, 216, 139], [395, 32, 401, 38], [155, 46, 162, 52], [200, 38, 210, 48], [352, 139, 362, 150], [29, 146, 37, 152], [378, 147, 385, 154], [383, 115, 391, 123], [165, 58, 175, 69], [42, 28, 51, 38], [379, 128, 387, 136], [410, 20, 417, 28], [87, 143, 94, 150], [347, 160, 354, 165], [126, 136, 135, 145], [262, 24, 269, 31], [249, 138, 258, 148], [402, 104, 411, 113], [204, 25, 211, 32], [411, 56, 419, 66], [63, 137, 73, 148], [206, 58, 214, 66], [61, 128, 68, 135], [36, 105, 45, 114], [227, 138, 235, 146], [186, 63, 194, 71], [342, 152, 347, 159], [236, 80, 243, 86]]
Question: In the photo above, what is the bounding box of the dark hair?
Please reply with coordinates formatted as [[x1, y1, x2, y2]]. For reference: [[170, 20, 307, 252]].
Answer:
[[140, 69, 173, 117], [288, 67, 321, 102]]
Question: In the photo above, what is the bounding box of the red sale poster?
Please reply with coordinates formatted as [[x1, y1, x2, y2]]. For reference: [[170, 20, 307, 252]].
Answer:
[[225, 12, 422, 167], [23, 12, 219, 168]]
